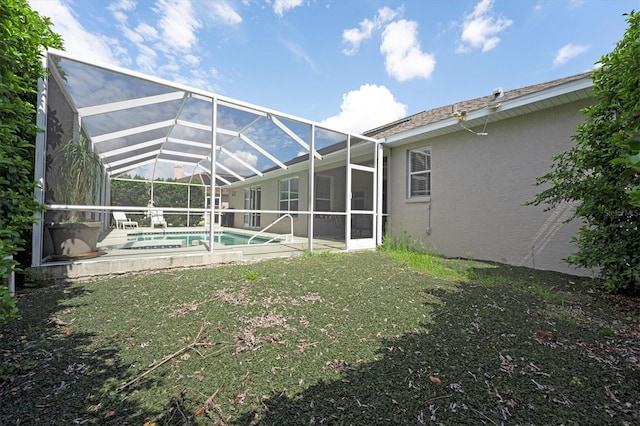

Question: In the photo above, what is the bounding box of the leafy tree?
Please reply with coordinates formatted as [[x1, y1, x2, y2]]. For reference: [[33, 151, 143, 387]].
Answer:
[[154, 178, 206, 226], [612, 130, 640, 206], [0, 0, 62, 322], [110, 175, 206, 226], [532, 11, 640, 293], [110, 175, 150, 208]]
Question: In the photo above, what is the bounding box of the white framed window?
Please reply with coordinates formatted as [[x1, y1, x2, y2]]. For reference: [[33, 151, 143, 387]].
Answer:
[[279, 177, 299, 217], [315, 175, 332, 215], [407, 147, 431, 198]]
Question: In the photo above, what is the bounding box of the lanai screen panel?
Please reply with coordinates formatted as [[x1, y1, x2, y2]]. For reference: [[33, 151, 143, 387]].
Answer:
[[37, 50, 382, 266], [47, 52, 335, 183]]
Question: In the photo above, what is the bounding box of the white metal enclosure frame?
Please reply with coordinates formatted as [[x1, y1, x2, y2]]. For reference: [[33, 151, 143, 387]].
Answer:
[[32, 50, 382, 266]]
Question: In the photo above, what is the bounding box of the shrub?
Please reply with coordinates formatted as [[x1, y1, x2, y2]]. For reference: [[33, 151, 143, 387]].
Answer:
[[532, 12, 640, 293], [0, 0, 62, 310]]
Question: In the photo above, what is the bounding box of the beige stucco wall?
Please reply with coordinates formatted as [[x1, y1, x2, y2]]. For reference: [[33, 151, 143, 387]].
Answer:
[[387, 99, 594, 277]]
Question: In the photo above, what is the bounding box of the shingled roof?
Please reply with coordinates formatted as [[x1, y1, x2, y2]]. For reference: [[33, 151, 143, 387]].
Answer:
[[364, 72, 593, 140]]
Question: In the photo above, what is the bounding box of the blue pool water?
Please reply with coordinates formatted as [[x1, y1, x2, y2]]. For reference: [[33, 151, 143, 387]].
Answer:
[[127, 231, 273, 246]]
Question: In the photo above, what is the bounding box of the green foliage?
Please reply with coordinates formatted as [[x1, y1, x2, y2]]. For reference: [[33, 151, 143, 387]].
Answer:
[[244, 271, 261, 280], [110, 175, 149, 207], [0, 285, 20, 325], [154, 178, 206, 226], [0, 0, 63, 286], [381, 227, 469, 282], [532, 11, 640, 293], [532, 284, 567, 306], [612, 132, 640, 206], [110, 175, 206, 226], [380, 225, 413, 252], [51, 135, 104, 222]]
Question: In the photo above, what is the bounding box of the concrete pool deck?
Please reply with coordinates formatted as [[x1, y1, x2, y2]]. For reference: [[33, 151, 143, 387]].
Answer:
[[31, 226, 348, 280]]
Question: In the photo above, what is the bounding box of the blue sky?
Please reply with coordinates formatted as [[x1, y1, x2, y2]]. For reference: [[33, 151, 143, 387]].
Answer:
[[30, 0, 637, 135]]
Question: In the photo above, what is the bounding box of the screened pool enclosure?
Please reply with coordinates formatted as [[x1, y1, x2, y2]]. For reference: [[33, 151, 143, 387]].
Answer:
[[32, 50, 383, 267]]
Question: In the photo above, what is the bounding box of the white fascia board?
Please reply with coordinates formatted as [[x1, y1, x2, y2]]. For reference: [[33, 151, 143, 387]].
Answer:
[[503, 77, 593, 110], [92, 119, 175, 144], [384, 76, 593, 145], [78, 92, 185, 117], [383, 118, 458, 145]]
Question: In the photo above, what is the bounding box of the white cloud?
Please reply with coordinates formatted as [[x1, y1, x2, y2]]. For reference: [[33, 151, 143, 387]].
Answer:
[[184, 54, 200, 67], [111, 10, 128, 24], [554, 43, 589, 65], [380, 20, 435, 81], [457, 0, 513, 53], [154, 0, 201, 52], [122, 26, 145, 44], [136, 23, 160, 41], [136, 44, 158, 73], [273, 0, 303, 17], [342, 20, 375, 56], [211, 2, 243, 25], [109, 0, 135, 12], [342, 6, 401, 56], [29, 0, 121, 65], [108, 0, 135, 23], [321, 84, 407, 134], [280, 38, 317, 73]]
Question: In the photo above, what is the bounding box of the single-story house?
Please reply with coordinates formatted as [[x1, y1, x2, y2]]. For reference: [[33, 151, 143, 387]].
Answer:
[[225, 72, 593, 276], [33, 49, 593, 278], [376, 72, 593, 276]]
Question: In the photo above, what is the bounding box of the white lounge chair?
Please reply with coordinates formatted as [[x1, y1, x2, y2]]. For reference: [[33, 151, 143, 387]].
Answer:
[[151, 210, 167, 228], [113, 211, 138, 229]]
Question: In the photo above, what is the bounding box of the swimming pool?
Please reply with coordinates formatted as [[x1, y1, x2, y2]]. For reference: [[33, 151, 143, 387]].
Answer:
[[126, 230, 274, 247]]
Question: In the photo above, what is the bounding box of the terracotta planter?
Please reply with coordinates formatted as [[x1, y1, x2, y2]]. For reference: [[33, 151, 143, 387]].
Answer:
[[48, 222, 102, 260]]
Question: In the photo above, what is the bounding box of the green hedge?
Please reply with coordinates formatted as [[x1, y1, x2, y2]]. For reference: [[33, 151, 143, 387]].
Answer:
[[0, 0, 62, 322]]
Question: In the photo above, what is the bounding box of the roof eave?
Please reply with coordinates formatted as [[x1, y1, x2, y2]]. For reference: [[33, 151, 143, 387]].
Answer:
[[383, 76, 594, 147]]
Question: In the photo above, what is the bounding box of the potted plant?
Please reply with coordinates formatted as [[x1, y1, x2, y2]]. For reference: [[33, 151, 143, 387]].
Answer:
[[47, 134, 104, 259]]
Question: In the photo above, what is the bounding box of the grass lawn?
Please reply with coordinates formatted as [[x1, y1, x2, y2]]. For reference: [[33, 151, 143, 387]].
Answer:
[[1, 250, 639, 424]]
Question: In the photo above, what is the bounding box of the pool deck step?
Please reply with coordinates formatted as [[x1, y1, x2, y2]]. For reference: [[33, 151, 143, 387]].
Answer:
[[120, 239, 184, 250]]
